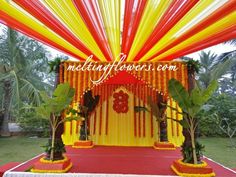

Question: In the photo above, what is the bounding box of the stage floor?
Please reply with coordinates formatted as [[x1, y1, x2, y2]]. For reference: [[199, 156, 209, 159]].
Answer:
[[5, 146, 236, 176]]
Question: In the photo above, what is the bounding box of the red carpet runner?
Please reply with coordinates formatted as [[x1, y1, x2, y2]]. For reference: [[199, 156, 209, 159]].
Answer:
[[8, 146, 236, 176]]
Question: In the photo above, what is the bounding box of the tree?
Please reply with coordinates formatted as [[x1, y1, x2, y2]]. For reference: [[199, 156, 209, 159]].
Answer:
[[0, 27, 52, 136], [217, 50, 236, 95], [198, 51, 233, 89]]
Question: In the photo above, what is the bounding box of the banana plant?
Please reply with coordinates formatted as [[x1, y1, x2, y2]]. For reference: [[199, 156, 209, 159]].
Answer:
[[35, 83, 80, 161], [168, 78, 218, 164]]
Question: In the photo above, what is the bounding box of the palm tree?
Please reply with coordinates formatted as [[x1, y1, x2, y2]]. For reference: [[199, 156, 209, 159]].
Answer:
[[0, 27, 52, 136], [217, 50, 236, 95], [198, 51, 234, 89]]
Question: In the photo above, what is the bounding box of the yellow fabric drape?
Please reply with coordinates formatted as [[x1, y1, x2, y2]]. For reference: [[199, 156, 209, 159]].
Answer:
[[151, 12, 236, 61], [139, 0, 229, 61], [0, 0, 88, 59], [98, 0, 121, 60], [43, 0, 106, 61], [127, 0, 172, 61]]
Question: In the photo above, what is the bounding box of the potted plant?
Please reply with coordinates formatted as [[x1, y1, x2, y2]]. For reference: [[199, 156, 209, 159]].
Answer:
[[168, 78, 217, 177], [73, 90, 99, 148], [31, 83, 80, 173]]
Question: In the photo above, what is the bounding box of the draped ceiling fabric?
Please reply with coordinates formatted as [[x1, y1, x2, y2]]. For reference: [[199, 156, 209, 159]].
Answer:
[[60, 61, 187, 146], [0, 0, 235, 62]]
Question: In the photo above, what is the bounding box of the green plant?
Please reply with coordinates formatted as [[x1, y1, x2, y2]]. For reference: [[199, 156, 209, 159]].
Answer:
[[48, 57, 62, 73], [198, 94, 236, 137], [17, 111, 50, 137], [43, 139, 66, 156], [181, 141, 205, 163], [184, 59, 201, 73], [34, 83, 79, 160], [168, 78, 218, 164]]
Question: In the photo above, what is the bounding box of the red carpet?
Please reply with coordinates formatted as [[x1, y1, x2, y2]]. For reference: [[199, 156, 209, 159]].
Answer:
[[7, 146, 236, 176]]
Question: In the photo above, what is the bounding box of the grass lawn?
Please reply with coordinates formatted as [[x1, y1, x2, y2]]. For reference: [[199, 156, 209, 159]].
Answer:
[[199, 137, 236, 169], [0, 136, 47, 166]]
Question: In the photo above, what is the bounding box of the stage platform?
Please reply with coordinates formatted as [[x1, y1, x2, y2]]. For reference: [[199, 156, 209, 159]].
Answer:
[[3, 146, 236, 177]]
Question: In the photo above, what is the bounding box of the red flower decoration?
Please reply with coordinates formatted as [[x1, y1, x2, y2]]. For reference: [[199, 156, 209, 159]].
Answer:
[[113, 90, 129, 113]]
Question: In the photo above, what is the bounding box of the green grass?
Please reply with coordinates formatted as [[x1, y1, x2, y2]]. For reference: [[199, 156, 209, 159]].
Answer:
[[199, 137, 236, 168], [0, 136, 47, 166]]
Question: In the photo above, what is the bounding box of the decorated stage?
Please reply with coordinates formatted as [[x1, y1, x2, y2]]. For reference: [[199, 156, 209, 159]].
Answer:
[[3, 146, 236, 177]]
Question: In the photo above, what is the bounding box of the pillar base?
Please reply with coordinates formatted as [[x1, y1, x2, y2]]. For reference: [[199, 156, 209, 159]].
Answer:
[[153, 141, 175, 150], [72, 140, 94, 148]]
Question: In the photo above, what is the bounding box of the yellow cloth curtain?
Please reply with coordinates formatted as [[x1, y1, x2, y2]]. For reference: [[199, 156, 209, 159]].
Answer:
[[98, 0, 121, 60], [0, 0, 88, 60], [127, 0, 172, 61], [43, 0, 106, 61]]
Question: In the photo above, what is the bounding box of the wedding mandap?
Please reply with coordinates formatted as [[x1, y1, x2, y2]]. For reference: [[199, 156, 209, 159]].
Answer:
[[0, 0, 235, 177]]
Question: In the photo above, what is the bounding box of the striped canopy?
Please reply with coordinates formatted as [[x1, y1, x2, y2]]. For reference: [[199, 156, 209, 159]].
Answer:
[[0, 0, 235, 62]]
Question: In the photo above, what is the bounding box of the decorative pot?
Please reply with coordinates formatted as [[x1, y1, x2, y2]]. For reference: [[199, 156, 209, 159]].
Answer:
[[31, 155, 72, 173], [171, 159, 215, 177]]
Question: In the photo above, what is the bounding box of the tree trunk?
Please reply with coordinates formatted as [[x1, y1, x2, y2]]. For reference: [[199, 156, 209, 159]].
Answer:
[[190, 124, 197, 164], [181, 65, 198, 163], [160, 120, 168, 142], [53, 65, 64, 145], [156, 92, 168, 142], [0, 80, 11, 137], [50, 127, 55, 161], [85, 118, 88, 140]]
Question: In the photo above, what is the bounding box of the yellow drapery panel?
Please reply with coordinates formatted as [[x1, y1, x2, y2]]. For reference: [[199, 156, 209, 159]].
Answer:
[[43, 0, 106, 61], [98, 0, 121, 60], [127, 0, 172, 61], [139, 0, 228, 61]]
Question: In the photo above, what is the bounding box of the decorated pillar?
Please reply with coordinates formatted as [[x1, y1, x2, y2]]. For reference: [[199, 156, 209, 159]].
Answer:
[[157, 93, 168, 142]]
